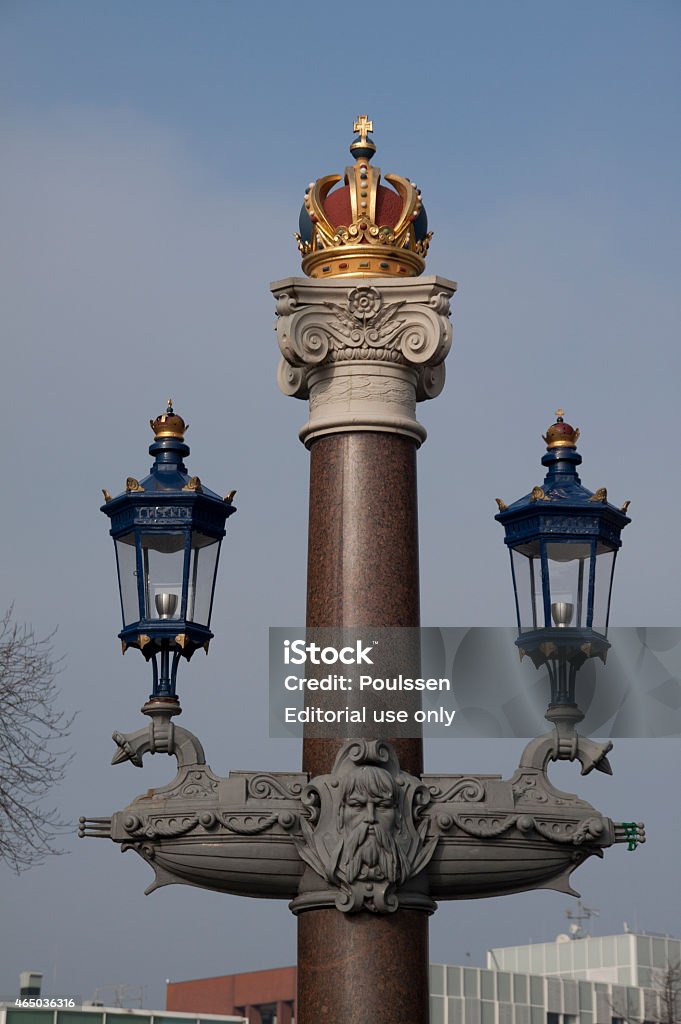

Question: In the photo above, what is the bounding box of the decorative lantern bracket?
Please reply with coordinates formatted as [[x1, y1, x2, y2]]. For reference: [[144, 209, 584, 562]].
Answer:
[[80, 724, 645, 907]]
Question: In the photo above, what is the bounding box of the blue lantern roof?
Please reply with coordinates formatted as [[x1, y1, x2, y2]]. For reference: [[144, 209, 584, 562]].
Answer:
[[101, 400, 235, 537], [495, 411, 631, 549]]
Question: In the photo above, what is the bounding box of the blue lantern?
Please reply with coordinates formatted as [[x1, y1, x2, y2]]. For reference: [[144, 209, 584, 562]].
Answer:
[[101, 401, 236, 700], [495, 411, 630, 705]]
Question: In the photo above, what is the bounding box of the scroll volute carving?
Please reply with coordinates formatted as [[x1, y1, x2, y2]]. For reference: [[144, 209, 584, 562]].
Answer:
[[276, 285, 451, 370]]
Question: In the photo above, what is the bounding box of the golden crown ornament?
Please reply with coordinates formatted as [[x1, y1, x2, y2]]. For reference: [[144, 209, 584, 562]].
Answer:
[[296, 115, 433, 279]]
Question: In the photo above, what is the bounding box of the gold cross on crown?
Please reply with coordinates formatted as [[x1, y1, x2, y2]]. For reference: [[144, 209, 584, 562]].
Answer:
[[353, 115, 373, 143]]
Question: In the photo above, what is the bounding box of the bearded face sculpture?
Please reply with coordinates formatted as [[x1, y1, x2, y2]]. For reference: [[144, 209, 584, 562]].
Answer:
[[337, 765, 411, 886], [293, 740, 437, 913]]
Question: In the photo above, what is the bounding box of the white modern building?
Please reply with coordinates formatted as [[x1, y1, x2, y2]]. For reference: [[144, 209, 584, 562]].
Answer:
[[429, 932, 680, 1024], [489, 932, 681, 989]]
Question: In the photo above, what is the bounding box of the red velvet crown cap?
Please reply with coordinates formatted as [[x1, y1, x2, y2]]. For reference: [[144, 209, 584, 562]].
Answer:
[[323, 183, 404, 229], [543, 411, 580, 449]]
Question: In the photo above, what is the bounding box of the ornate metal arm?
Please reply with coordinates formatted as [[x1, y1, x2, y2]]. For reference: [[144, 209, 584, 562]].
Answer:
[[518, 729, 613, 777], [111, 701, 205, 770]]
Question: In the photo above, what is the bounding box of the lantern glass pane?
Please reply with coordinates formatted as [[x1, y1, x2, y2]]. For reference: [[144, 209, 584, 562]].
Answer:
[[546, 542, 591, 628], [141, 533, 185, 620], [187, 532, 220, 626], [115, 533, 140, 626], [512, 543, 542, 631], [592, 546, 616, 633]]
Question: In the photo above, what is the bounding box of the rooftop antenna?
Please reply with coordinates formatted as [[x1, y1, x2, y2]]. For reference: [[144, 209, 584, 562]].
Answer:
[[566, 901, 600, 939], [92, 984, 146, 1009]]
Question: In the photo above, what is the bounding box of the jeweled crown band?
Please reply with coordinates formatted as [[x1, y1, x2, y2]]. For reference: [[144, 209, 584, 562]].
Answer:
[[296, 116, 432, 280]]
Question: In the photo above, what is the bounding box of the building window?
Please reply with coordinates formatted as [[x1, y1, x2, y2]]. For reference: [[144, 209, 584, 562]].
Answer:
[[530, 979, 544, 1006], [579, 982, 593, 1010], [481, 1001, 496, 1024], [497, 974, 511, 1002], [464, 969, 479, 999], [430, 994, 445, 1024], [430, 965, 445, 996], [447, 966, 462, 996], [513, 975, 528, 1004], [651, 940, 666, 969], [481, 972, 495, 1001], [448, 999, 465, 1024], [636, 937, 652, 968]]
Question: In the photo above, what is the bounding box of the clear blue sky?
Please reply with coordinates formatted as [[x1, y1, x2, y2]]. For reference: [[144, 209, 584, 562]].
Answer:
[[1, 0, 680, 1009]]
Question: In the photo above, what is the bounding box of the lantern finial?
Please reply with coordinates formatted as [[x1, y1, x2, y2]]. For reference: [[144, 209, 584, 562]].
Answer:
[[150, 400, 188, 440], [543, 410, 580, 450]]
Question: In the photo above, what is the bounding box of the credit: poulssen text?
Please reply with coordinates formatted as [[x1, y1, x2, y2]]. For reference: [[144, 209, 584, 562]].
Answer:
[[284, 675, 451, 691]]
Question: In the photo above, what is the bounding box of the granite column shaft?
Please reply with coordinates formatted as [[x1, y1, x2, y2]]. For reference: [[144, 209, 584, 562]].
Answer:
[[273, 275, 456, 1024]]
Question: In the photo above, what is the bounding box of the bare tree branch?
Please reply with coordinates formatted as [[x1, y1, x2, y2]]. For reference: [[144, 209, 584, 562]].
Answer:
[[610, 960, 681, 1024], [656, 961, 681, 1024], [0, 607, 74, 872]]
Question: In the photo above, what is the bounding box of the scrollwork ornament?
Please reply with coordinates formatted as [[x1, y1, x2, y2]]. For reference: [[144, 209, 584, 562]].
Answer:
[[180, 771, 219, 799], [247, 774, 304, 800], [298, 321, 331, 364], [428, 778, 486, 803], [428, 291, 452, 315], [416, 363, 446, 401], [399, 307, 451, 366], [301, 787, 321, 825], [275, 291, 299, 317], [277, 358, 307, 398]]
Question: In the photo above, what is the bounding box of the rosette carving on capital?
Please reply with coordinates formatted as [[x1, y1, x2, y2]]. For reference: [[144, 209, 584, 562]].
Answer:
[[275, 282, 453, 390]]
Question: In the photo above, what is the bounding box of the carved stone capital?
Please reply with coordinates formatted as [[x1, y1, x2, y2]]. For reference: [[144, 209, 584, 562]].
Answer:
[[271, 276, 457, 447]]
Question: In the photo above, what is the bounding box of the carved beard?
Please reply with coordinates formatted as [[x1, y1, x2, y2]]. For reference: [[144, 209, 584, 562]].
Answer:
[[340, 822, 402, 884]]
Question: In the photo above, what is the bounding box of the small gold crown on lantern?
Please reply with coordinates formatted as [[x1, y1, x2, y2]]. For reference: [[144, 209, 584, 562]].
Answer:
[[296, 115, 433, 279], [150, 399, 187, 439], [543, 409, 580, 449]]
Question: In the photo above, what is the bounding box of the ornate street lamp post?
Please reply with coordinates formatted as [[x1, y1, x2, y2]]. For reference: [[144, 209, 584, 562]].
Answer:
[[81, 121, 645, 1024], [101, 400, 235, 704], [495, 412, 631, 769], [88, 402, 236, 773]]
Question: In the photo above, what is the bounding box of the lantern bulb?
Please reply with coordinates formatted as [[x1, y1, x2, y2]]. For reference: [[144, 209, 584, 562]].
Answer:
[[551, 601, 574, 628], [155, 592, 179, 619]]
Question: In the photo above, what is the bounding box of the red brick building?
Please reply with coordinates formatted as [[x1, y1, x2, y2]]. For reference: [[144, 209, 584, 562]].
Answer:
[[166, 967, 296, 1024]]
